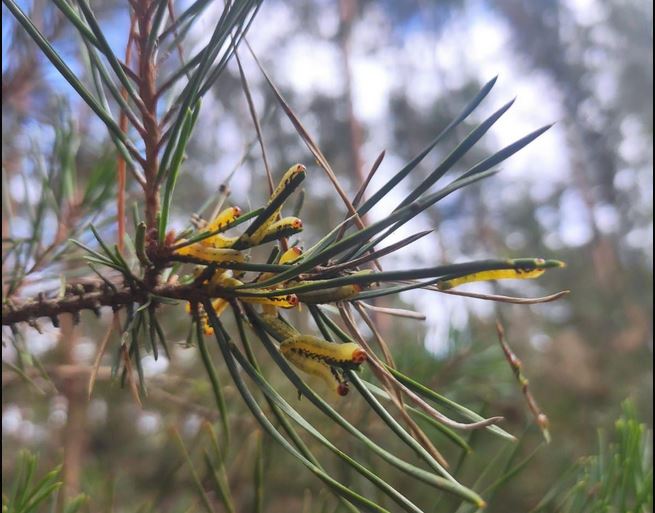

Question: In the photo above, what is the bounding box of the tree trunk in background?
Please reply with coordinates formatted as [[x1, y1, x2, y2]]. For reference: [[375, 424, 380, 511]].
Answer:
[[57, 313, 88, 511]]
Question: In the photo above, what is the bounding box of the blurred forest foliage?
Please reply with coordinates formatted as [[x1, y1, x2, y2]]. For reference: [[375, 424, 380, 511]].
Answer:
[[2, 0, 652, 512]]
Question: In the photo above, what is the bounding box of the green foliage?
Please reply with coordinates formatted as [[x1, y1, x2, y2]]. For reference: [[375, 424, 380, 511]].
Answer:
[[2, 451, 86, 513], [533, 401, 653, 513]]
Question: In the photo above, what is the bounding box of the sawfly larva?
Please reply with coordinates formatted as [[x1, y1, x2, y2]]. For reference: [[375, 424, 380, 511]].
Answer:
[[260, 313, 301, 341], [296, 284, 362, 304], [234, 217, 304, 249], [436, 269, 544, 290], [210, 274, 243, 289], [186, 299, 229, 335], [205, 234, 238, 249], [174, 244, 245, 264], [279, 335, 367, 368], [239, 293, 299, 309], [278, 246, 303, 265], [282, 352, 348, 397], [257, 246, 304, 287], [282, 349, 350, 397], [199, 206, 242, 246], [259, 217, 303, 244], [436, 259, 565, 290], [270, 164, 306, 202], [239, 164, 306, 247]]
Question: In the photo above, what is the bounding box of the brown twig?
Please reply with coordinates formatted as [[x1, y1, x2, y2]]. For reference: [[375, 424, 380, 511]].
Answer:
[[166, 0, 189, 77], [495, 320, 550, 443], [436, 287, 571, 304], [117, 13, 138, 252], [88, 311, 120, 398], [133, 0, 161, 235], [57, 313, 87, 511], [357, 301, 426, 321], [121, 341, 143, 408], [233, 49, 273, 196], [2, 282, 187, 325]]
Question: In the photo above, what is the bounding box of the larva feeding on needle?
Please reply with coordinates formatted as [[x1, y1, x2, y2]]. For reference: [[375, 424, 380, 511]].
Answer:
[[279, 334, 367, 397], [281, 347, 351, 397]]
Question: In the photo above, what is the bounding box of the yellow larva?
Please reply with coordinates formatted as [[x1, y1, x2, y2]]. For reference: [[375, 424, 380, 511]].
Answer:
[[205, 234, 239, 249], [191, 265, 214, 285], [282, 349, 349, 397], [208, 273, 242, 289], [270, 164, 306, 202], [279, 335, 367, 368], [211, 298, 230, 317], [175, 244, 245, 264], [260, 314, 300, 341], [266, 216, 302, 235], [262, 216, 303, 238], [202, 299, 230, 334], [278, 246, 303, 265], [234, 217, 304, 249], [186, 299, 230, 335], [202, 275, 297, 309], [214, 275, 243, 288], [257, 247, 304, 287], [296, 284, 362, 304], [248, 164, 306, 245], [240, 294, 299, 309], [436, 268, 546, 291], [200, 206, 242, 246]]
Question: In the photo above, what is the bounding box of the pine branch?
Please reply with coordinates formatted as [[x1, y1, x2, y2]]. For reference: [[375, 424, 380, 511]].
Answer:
[[3, 282, 220, 326]]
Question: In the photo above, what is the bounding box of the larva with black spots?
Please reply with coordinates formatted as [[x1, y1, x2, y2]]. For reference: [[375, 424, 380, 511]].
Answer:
[[186, 299, 229, 335], [259, 313, 300, 341], [245, 164, 306, 245], [209, 276, 299, 309], [436, 259, 565, 290], [296, 284, 362, 304], [260, 217, 304, 244], [174, 245, 245, 264], [279, 335, 367, 369], [199, 206, 242, 246], [281, 348, 350, 397], [278, 246, 303, 265], [240, 293, 299, 309]]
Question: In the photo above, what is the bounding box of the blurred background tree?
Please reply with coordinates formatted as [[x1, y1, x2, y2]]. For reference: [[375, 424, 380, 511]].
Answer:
[[2, 0, 652, 512]]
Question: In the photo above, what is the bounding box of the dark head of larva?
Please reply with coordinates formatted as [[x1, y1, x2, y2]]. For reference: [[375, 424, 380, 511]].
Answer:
[[287, 295, 299, 306], [351, 348, 367, 364], [337, 382, 350, 396], [232, 206, 242, 217], [292, 219, 303, 229]]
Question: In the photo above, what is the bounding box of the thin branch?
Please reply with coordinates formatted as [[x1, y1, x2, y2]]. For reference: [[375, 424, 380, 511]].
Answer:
[[233, 48, 273, 195], [87, 311, 119, 398], [117, 13, 138, 251], [435, 288, 571, 304], [495, 321, 550, 443], [357, 301, 426, 321]]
